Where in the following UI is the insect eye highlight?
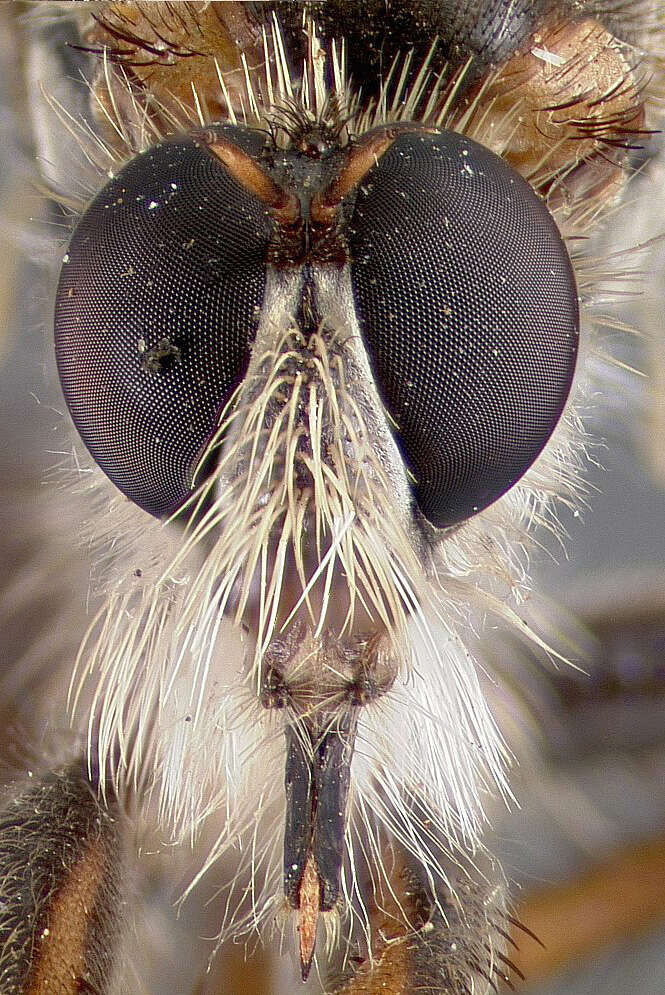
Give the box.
[54,125,272,518]
[347,129,580,528]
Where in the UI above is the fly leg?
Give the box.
[329,841,518,995]
[0,760,123,995]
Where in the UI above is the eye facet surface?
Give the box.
[54,126,271,518]
[347,129,579,528]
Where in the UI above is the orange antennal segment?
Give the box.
[311,123,438,225]
[207,135,300,226]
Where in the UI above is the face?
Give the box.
[0,3,662,994]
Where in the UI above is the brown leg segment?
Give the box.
[330,845,515,995]
[0,762,123,995]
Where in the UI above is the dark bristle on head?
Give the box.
[269,97,349,152]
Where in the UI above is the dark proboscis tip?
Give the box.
[284,715,358,977]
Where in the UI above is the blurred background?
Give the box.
[2,3,665,993]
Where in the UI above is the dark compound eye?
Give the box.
[54,118,578,532]
[347,129,579,529]
[54,125,272,518]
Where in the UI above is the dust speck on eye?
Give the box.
[140,337,182,375]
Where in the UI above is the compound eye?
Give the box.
[348,129,579,529]
[54,126,272,518]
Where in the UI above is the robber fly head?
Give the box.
[52,34,579,975]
